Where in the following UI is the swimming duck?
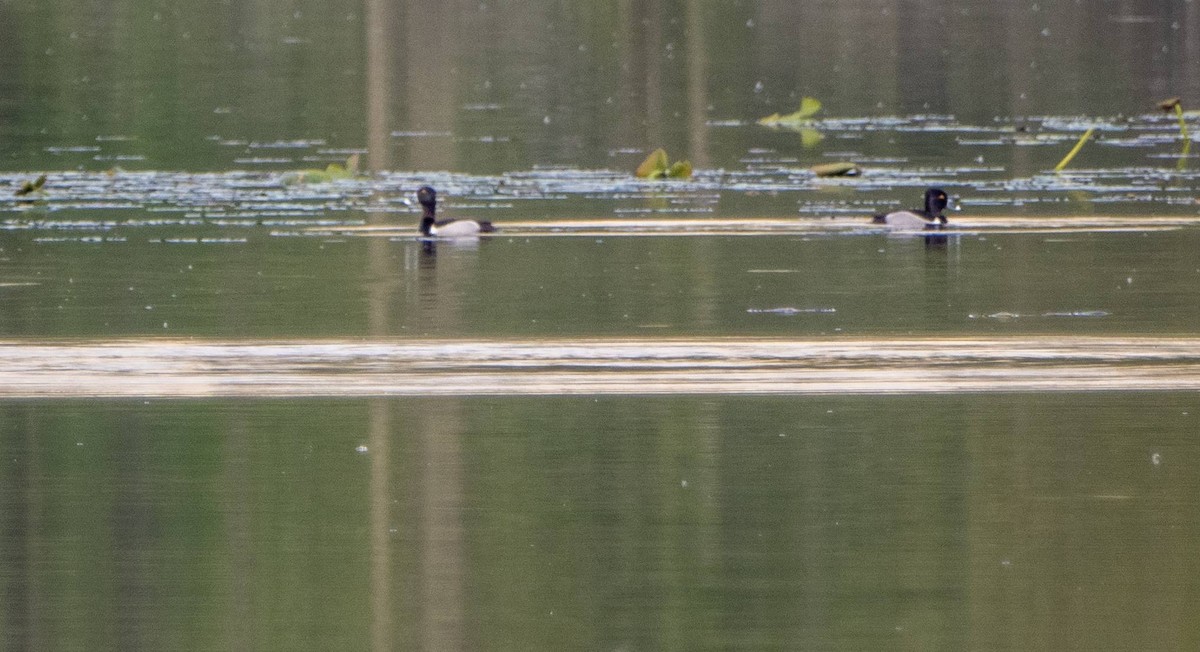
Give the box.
[871,187,950,229]
[416,186,496,237]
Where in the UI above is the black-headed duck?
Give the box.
[417,186,496,237]
[871,188,950,229]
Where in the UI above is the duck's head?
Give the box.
[924,187,950,223]
[416,186,438,212]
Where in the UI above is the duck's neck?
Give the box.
[420,205,436,236]
[924,201,943,221]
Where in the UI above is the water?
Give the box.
[3,336,1200,397]
[3,394,1197,649]
[3,1,1200,649]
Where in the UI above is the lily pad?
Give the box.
[281,154,361,185]
[811,162,861,177]
[666,160,693,179]
[635,148,693,179]
[635,148,670,178]
[757,97,822,127]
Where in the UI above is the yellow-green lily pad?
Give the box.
[666,160,693,179]
[281,154,361,185]
[757,97,822,127]
[635,148,692,180]
[636,148,670,178]
[811,162,861,177]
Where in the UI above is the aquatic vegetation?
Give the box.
[1159,97,1191,169]
[797,128,824,148]
[1159,97,1189,141]
[635,148,693,179]
[757,97,822,127]
[14,174,47,196]
[758,98,825,147]
[280,153,360,185]
[1053,127,1096,172]
[9,110,1200,228]
[811,162,861,177]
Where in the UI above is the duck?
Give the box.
[416,185,496,237]
[871,187,950,229]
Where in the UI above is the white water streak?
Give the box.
[1,336,1199,398]
[314,216,1196,238]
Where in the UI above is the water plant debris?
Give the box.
[14,174,47,196]
[1053,127,1096,172]
[811,162,861,177]
[757,97,823,127]
[1159,97,1190,169]
[635,148,693,179]
[280,154,360,185]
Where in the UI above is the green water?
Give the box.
[3,1,1200,650]
[3,396,1198,649]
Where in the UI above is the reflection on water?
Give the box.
[2,394,1198,649]
[4,1,1200,648]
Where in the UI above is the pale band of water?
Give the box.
[1,336,1199,398]
[316,215,1197,238]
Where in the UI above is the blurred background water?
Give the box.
[2,1,1200,649]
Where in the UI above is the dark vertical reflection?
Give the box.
[0,407,35,650]
[642,0,665,146]
[112,415,151,651]
[682,0,716,331]
[382,0,479,630]
[1185,2,1200,102]
[365,0,398,176]
[367,401,393,652]
[403,244,472,646]
[896,0,949,114]
[1004,6,1036,179]
[685,0,710,168]
[615,0,669,150]
[365,3,402,649]
[221,420,252,650]
[416,407,466,650]
[399,0,459,171]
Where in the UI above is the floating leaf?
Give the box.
[281,154,361,185]
[281,170,329,185]
[14,174,47,196]
[635,148,670,178]
[757,97,823,127]
[797,96,822,119]
[635,148,691,180]
[666,160,693,179]
[811,162,861,177]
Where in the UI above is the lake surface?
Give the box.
[3,1,1200,650]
